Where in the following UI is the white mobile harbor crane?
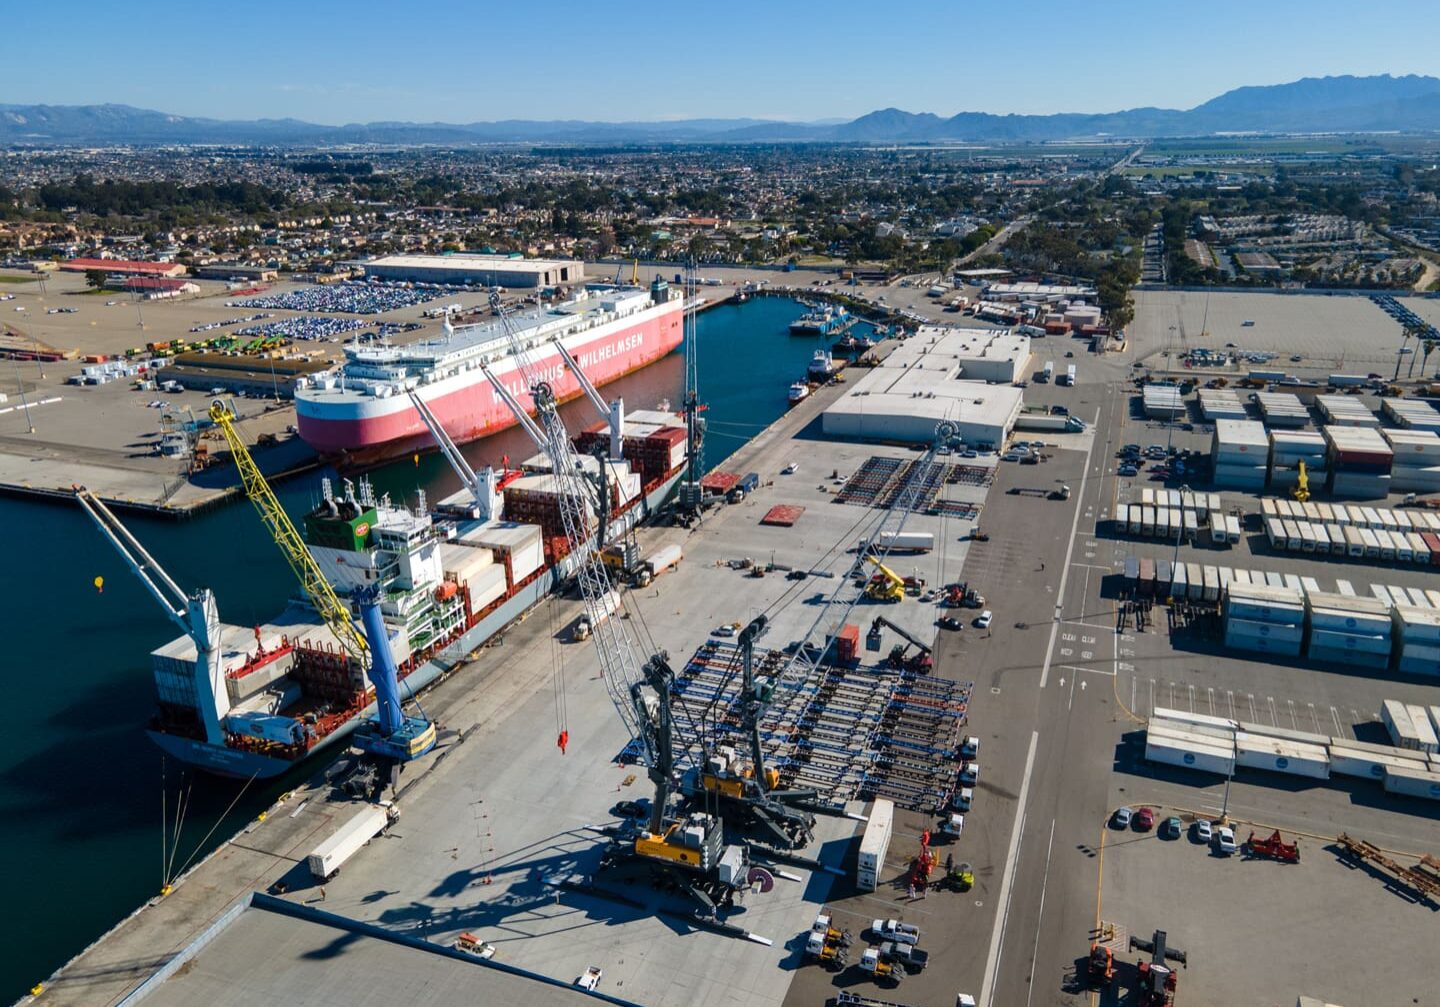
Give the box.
[74,487,231,746]
[482,291,755,914]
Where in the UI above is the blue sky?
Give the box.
[2,0,1436,123]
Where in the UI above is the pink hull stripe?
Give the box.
[297,302,683,461]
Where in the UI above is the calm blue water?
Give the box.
[0,296,867,1000]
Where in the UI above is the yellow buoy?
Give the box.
[93,576,104,594]
[413,453,420,467]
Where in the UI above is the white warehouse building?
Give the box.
[347,253,585,289]
[822,326,1027,446]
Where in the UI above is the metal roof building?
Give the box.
[348,253,584,289]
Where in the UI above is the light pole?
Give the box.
[1219,760,1234,823]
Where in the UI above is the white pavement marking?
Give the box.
[981,730,1040,1007]
[1039,427,1099,690]
[1024,819,1058,1007]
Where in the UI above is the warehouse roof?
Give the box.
[883,326,1030,375]
[356,253,580,274]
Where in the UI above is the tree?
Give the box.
[84,268,108,290]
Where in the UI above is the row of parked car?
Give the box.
[1111,805,1238,854]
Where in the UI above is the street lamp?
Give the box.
[11,359,35,434]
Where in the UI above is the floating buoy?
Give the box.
[413,453,420,467]
[93,575,104,594]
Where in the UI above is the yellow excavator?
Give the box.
[863,554,906,603]
[1291,460,1310,504]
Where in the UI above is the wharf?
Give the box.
[29,353,997,1007]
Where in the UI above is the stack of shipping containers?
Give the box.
[1223,582,1305,656]
[1393,605,1440,675]
[1305,591,1392,669]
[1211,418,1270,489]
[1381,397,1440,432]
[1255,391,1310,428]
[1324,426,1394,499]
[1382,428,1440,495]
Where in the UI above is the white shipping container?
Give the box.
[1406,704,1439,751]
[857,798,894,891]
[1144,731,1236,775]
[1234,733,1330,779]
[467,563,508,612]
[1382,766,1440,801]
[1328,746,1420,781]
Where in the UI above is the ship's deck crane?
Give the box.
[209,403,433,762]
[482,291,753,913]
[74,487,230,745]
[406,389,502,520]
[555,341,625,459]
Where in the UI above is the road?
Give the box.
[958,347,1140,1007]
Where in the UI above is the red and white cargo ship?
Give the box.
[296,279,684,465]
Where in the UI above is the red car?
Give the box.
[1133,807,1155,831]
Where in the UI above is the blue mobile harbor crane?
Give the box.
[353,584,437,762]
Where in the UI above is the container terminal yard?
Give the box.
[20,282,1440,1007]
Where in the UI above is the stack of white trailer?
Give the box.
[1267,430,1327,490]
[1305,591,1392,669]
[1382,427,1440,494]
[1393,605,1440,675]
[1223,582,1305,656]
[1212,419,1269,489]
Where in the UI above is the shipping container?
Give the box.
[1186,562,1204,601]
[1144,729,1236,776]
[1359,528,1380,558]
[876,531,935,553]
[1383,699,1436,752]
[1202,565,1219,602]
[1171,562,1187,599]
[1407,704,1439,751]
[857,798,894,891]
[1234,733,1330,779]
[1141,506,1155,537]
[1381,765,1440,801]
[1138,557,1156,596]
[1128,505,1143,535]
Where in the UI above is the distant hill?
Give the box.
[4,75,1440,146]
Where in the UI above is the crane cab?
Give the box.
[633,812,747,883]
[698,746,780,798]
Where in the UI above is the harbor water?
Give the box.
[0,296,873,1001]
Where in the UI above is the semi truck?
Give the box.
[307,801,400,881]
[1014,413,1086,433]
[1059,364,1077,386]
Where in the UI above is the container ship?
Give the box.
[788,303,851,336]
[295,279,684,467]
[144,407,694,779]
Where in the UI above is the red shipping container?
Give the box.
[836,623,860,663]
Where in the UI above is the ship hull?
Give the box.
[151,468,685,778]
[296,299,683,467]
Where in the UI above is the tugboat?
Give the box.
[787,380,810,405]
[807,349,843,382]
[834,331,876,353]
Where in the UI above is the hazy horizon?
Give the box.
[1,0,1437,125]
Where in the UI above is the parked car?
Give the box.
[1111,806,1133,829]
[1162,816,1184,839]
[938,616,963,631]
[1192,819,1213,844]
[611,800,647,819]
[1133,807,1155,831]
[1214,826,1238,855]
[974,610,993,629]
[1118,465,1139,477]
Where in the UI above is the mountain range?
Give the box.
[4,74,1440,146]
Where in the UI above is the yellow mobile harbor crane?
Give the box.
[208,403,435,761]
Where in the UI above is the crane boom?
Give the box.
[481,294,650,753]
[407,389,502,520]
[208,402,369,663]
[74,486,230,744]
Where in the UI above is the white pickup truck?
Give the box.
[870,919,921,946]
